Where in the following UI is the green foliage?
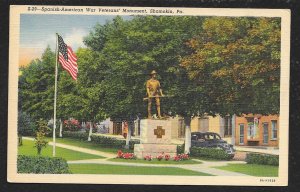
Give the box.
[34,119,50,155]
[19,49,55,121]
[177,144,185,154]
[90,135,139,149]
[63,131,89,141]
[18,111,36,137]
[17,155,70,174]
[246,153,279,166]
[181,17,281,115]
[18,17,280,158]
[83,16,206,120]
[190,146,233,160]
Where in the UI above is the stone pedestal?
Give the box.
[134,119,177,159]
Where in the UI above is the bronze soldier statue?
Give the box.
[146,70,164,119]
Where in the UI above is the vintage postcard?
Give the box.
[8,5,290,185]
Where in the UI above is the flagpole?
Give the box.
[53,33,59,157]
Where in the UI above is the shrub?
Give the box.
[90,135,139,149]
[144,155,152,161]
[246,153,279,166]
[177,144,185,154]
[173,155,181,161]
[64,119,81,132]
[190,146,232,160]
[63,131,89,141]
[156,154,164,161]
[164,154,170,161]
[17,155,70,174]
[173,154,189,161]
[35,119,50,155]
[116,150,135,159]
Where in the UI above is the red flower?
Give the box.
[144,155,152,161]
[156,154,164,161]
[165,154,170,161]
[173,155,181,161]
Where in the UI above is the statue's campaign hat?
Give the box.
[150,70,157,75]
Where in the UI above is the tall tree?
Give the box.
[181,17,281,116]
[19,47,55,121]
[84,16,207,151]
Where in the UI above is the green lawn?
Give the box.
[213,163,278,177]
[109,158,202,164]
[45,137,132,154]
[69,163,212,176]
[19,140,104,161]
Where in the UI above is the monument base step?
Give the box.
[134,143,177,159]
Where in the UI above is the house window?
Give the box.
[224,116,232,137]
[271,120,278,140]
[263,123,269,144]
[239,124,244,144]
[247,122,255,139]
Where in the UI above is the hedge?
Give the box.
[176,144,232,160]
[63,131,139,149]
[63,131,89,141]
[190,146,233,160]
[17,155,70,174]
[246,153,279,166]
[90,135,139,149]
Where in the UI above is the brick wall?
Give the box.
[235,114,279,147]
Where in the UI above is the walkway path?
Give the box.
[68,158,249,176]
[23,137,250,176]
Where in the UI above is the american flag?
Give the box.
[58,34,78,80]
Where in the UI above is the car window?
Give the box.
[198,134,204,139]
[215,134,221,140]
[204,134,213,140]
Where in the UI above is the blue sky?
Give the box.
[19,14,130,66]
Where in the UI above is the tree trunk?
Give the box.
[184,116,192,154]
[59,119,63,137]
[231,115,236,145]
[37,146,42,155]
[125,121,132,149]
[88,121,93,141]
[18,135,23,146]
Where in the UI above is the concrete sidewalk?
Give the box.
[234,146,279,155]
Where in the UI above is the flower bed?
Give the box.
[142,153,189,162]
[116,150,135,159]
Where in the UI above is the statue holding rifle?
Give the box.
[145,70,164,119]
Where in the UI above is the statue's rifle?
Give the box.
[143,95,174,101]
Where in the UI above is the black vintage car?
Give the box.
[191,132,235,157]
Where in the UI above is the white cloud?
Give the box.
[63,28,88,50]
